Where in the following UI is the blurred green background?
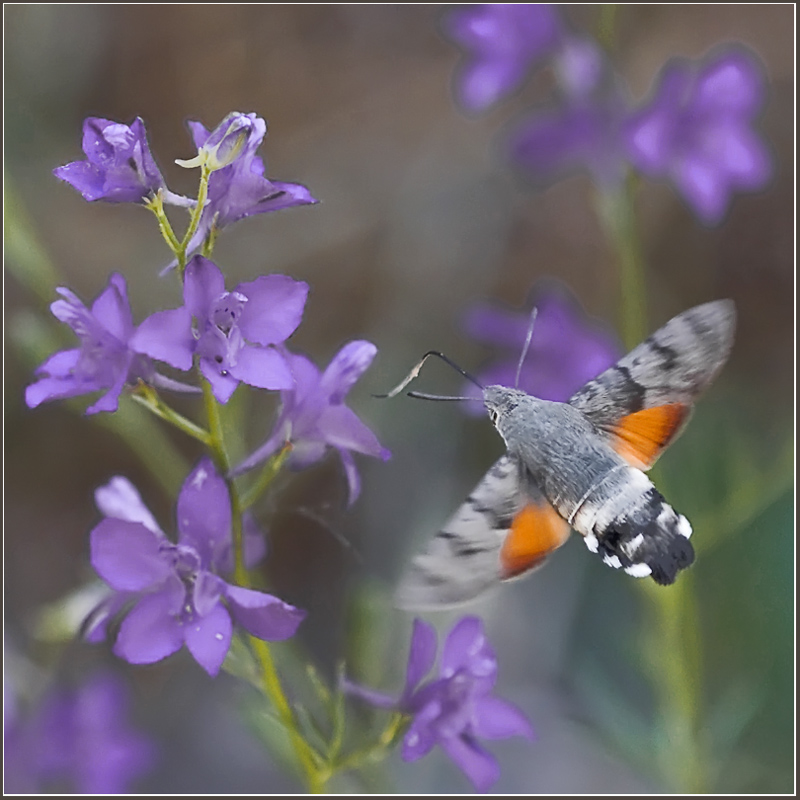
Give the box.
[4,5,794,793]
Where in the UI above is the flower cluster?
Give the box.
[347,617,534,792]
[4,671,156,793]
[86,458,304,676]
[25,107,532,793]
[445,4,772,223]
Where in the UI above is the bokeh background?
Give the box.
[4,5,794,793]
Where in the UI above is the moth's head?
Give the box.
[483,385,526,427]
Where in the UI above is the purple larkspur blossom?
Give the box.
[53,116,183,206]
[133,255,307,404]
[463,283,621,411]
[86,458,304,676]
[443,4,563,114]
[508,36,630,187]
[178,112,317,259]
[25,273,159,414]
[347,617,534,793]
[623,48,772,224]
[4,671,155,794]
[233,340,390,505]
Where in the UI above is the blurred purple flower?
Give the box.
[623,48,772,224]
[179,112,317,258]
[347,617,534,792]
[87,458,304,677]
[133,255,307,404]
[25,273,156,415]
[463,283,621,411]
[508,36,630,187]
[443,4,563,114]
[233,340,390,506]
[4,671,156,794]
[53,117,167,204]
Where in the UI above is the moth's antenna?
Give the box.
[374,350,483,399]
[514,307,538,389]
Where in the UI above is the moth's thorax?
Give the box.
[483,385,627,519]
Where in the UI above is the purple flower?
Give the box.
[25,273,156,415]
[623,48,772,224]
[179,112,317,258]
[463,283,621,411]
[87,458,305,677]
[53,117,168,204]
[4,671,156,794]
[133,255,307,404]
[348,617,534,793]
[443,4,563,114]
[233,340,390,506]
[508,36,630,187]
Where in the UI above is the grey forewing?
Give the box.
[395,455,539,609]
[568,299,736,427]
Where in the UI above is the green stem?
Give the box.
[251,637,326,792]
[596,5,618,50]
[176,164,212,276]
[596,179,648,349]
[640,573,706,792]
[333,712,406,773]
[598,178,706,792]
[240,442,294,510]
[201,379,324,791]
[130,383,211,445]
[145,191,182,256]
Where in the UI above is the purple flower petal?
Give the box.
[94,476,163,535]
[90,519,173,591]
[175,113,317,262]
[401,706,441,761]
[183,602,232,677]
[113,589,185,665]
[25,274,152,414]
[336,448,362,507]
[131,307,194,370]
[228,344,294,390]
[441,616,496,685]
[183,255,226,319]
[439,735,501,793]
[233,341,389,496]
[320,340,377,403]
[224,584,306,641]
[341,679,398,710]
[624,48,771,224]
[192,570,225,617]
[91,273,134,341]
[32,348,81,378]
[199,359,240,404]
[236,275,308,346]
[25,372,87,409]
[321,404,391,459]
[472,695,536,741]
[53,117,165,204]
[401,619,438,702]
[176,457,232,564]
[444,4,563,113]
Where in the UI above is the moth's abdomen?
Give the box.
[572,469,695,585]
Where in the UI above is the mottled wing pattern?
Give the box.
[569,300,736,424]
[396,456,534,609]
[568,300,736,467]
